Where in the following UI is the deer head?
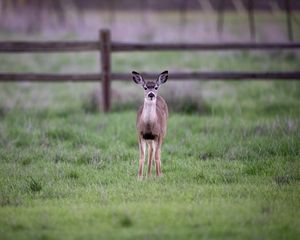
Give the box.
[132,71,168,102]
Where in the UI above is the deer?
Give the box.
[132,71,169,180]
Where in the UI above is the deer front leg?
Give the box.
[155,136,163,177]
[147,141,154,177]
[138,137,146,180]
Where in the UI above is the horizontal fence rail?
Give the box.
[0,73,101,81]
[111,42,300,52]
[111,72,300,80]
[1,42,300,53]
[1,29,300,112]
[1,72,300,82]
[0,41,99,52]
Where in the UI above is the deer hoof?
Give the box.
[137,175,143,181]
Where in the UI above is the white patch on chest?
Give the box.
[142,99,157,124]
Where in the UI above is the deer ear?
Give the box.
[132,71,144,85]
[157,70,168,85]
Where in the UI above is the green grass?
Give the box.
[0,109,299,239]
[0,32,300,239]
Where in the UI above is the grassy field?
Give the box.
[0,35,300,239]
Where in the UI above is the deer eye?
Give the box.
[154,86,158,90]
[143,86,147,90]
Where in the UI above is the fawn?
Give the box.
[132,71,169,180]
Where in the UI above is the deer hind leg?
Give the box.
[138,137,146,180]
[147,141,154,177]
[155,136,163,177]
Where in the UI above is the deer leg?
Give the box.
[138,137,146,180]
[147,141,154,177]
[155,136,163,177]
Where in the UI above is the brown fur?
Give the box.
[132,70,169,179]
[136,96,168,140]
[136,96,168,179]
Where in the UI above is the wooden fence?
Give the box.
[1,29,300,112]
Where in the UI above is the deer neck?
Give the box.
[142,99,157,124]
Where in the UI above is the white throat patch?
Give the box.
[142,99,157,123]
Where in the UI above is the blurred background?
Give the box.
[1,0,300,42]
[0,0,299,113]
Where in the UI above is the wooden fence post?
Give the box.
[100,29,111,112]
[217,0,225,40]
[284,0,293,42]
[247,0,256,41]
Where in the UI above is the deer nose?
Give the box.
[148,92,155,99]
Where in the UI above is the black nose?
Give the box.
[148,92,155,99]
